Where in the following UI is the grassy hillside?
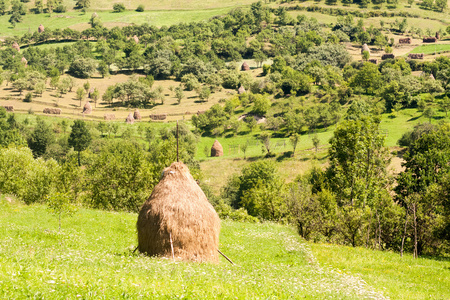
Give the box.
[1,196,449,299]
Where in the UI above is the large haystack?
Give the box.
[83,101,92,114]
[137,162,220,262]
[38,24,45,33]
[211,140,223,157]
[126,113,134,124]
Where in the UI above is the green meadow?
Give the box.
[410,44,450,54]
[0,8,234,38]
[1,196,449,299]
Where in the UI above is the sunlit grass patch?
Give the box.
[0,200,389,299]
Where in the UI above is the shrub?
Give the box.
[54,5,66,12]
[113,3,126,12]
[24,92,33,102]
[68,57,97,78]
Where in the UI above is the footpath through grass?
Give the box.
[0,197,388,299]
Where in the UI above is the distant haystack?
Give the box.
[137,161,220,262]
[211,140,223,157]
[381,53,395,60]
[408,53,424,59]
[238,85,246,95]
[361,44,370,54]
[133,109,142,120]
[104,114,116,120]
[83,101,92,114]
[21,57,27,67]
[43,108,61,114]
[399,38,411,44]
[38,24,45,33]
[149,114,167,120]
[423,37,437,43]
[133,35,139,44]
[88,87,95,98]
[126,113,134,124]
[12,42,20,52]
[241,62,250,71]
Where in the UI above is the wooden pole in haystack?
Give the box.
[217,249,234,265]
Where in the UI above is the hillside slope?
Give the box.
[0,197,388,299]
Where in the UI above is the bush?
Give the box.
[54,5,66,12]
[24,92,33,102]
[68,57,97,78]
[136,4,144,11]
[113,3,126,12]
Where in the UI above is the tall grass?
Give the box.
[0,199,391,299]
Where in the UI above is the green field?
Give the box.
[410,44,450,54]
[1,197,449,299]
[0,8,234,38]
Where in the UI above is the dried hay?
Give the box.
[88,87,95,98]
[83,101,92,114]
[38,24,45,33]
[12,42,20,52]
[361,44,370,54]
[137,161,220,262]
[423,37,437,43]
[104,113,116,120]
[43,108,61,114]
[149,114,167,120]
[241,62,250,71]
[126,112,134,124]
[133,109,142,120]
[408,53,424,59]
[211,140,223,157]
[381,53,395,60]
[399,38,411,44]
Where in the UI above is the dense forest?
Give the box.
[1,1,450,258]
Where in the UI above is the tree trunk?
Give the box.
[400,208,409,257]
[413,202,418,258]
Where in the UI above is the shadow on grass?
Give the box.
[408,116,421,122]
[276,151,293,162]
